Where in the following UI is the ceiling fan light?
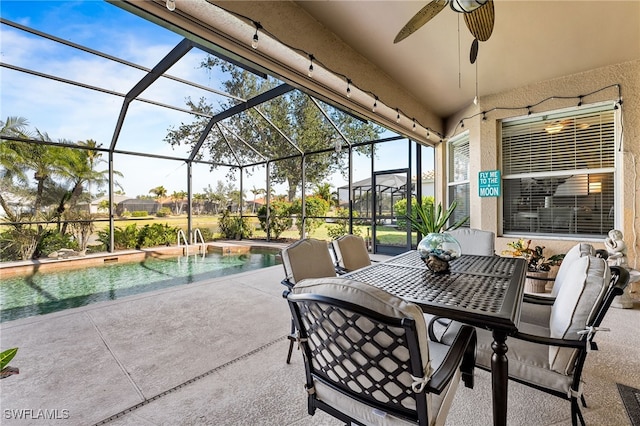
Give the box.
[545,122,564,134]
[450,0,487,14]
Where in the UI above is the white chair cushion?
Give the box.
[549,255,609,373]
[281,239,336,283]
[441,321,574,396]
[551,243,594,297]
[445,228,495,256]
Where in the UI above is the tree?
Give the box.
[1,117,117,259]
[170,190,187,215]
[149,185,167,199]
[164,58,381,202]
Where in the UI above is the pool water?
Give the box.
[0,249,281,322]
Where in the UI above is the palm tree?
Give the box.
[149,185,167,199]
[171,190,188,215]
[250,186,266,213]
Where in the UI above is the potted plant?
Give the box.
[1,347,19,379]
[502,239,564,292]
[407,200,469,272]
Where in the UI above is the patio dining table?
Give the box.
[343,250,527,426]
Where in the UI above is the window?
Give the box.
[501,103,617,237]
[448,133,470,228]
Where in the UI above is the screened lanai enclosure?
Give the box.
[0,1,437,262]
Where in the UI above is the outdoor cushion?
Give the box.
[332,234,371,272]
[519,242,595,326]
[281,238,336,284]
[551,243,594,297]
[445,228,495,256]
[549,255,609,374]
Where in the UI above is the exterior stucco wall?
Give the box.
[443,60,640,269]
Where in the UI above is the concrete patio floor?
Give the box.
[1,248,639,425]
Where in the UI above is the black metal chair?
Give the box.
[280,238,337,363]
[431,257,630,426]
[286,277,476,426]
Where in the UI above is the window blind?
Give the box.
[448,133,470,228]
[501,104,616,237]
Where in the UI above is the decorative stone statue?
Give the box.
[604,229,627,266]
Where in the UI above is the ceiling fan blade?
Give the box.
[464,0,494,42]
[470,38,479,64]
[394,0,448,44]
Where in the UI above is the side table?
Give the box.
[611,268,639,309]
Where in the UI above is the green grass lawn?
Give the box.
[90,215,414,244]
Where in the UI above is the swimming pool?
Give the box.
[0,249,281,322]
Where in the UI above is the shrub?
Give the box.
[97,224,138,250]
[257,200,293,239]
[97,222,180,250]
[196,227,215,242]
[35,231,79,258]
[291,195,330,238]
[394,196,434,228]
[137,223,179,248]
[156,207,172,218]
[219,210,253,239]
[131,211,148,218]
[327,207,362,240]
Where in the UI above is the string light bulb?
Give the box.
[372,96,378,113]
[473,95,478,105]
[307,55,314,78]
[412,118,416,131]
[346,79,352,98]
[251,22,262,49]
[166,0,175,11]
[396,109,400,123]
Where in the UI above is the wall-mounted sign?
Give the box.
[479,170,501,197]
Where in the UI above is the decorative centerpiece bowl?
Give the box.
[406,199,468,274]
[417,232,462,272]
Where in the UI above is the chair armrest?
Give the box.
[281,278,295,290]
[512,331,586,349]
[427,325,476,394]
[523,293,556,305]
[334,266,349,275]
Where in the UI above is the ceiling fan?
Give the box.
[394,0,495,64]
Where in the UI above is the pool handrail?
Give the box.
[177,229,189,256]
[192,228,206,254]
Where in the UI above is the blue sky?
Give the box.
[1,1,433,199]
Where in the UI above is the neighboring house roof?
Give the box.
[89,195,131,205]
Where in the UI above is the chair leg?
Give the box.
[580,394,587,408]
[571,397,586,426]
[286,337,295,364]
[286,317,297,364]
[461,328,476,389]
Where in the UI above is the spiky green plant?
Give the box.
[407,200,468,235]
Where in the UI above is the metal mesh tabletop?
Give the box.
[344,251,525,319]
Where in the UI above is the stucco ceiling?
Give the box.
[296,1,640,118]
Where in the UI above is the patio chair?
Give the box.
[285,277,477,426]
[520,242,594,326]
[431,257,630,426]
[331,234,372,273]
[280,238,337,363]
[445,228,495,256]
